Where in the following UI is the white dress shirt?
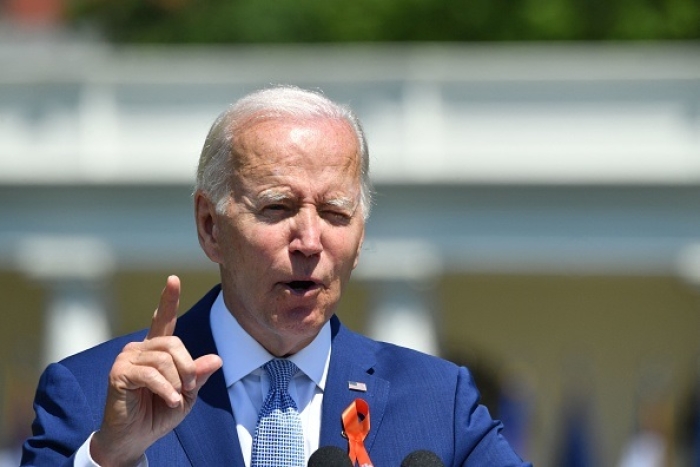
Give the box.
[210,291,331,466]
[74,291,331,467]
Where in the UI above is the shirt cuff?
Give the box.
[74,432,149,467]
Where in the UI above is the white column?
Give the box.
[355,239,442,355]
[15,236,115,366]
[366,279,440,355]
[42,279,112,365]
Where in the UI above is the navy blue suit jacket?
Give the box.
[22,285,530,466]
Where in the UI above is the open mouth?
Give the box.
[286,281,317,292]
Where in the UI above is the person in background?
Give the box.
[21,85,531,467]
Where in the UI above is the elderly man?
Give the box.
[22,86,530,466]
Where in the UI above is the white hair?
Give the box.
[195,85,372,219]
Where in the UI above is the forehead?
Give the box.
[231,116,362,183]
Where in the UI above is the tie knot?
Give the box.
[264,359,298,392]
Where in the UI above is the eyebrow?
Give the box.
[257,190,290,203]
[257,189,358,211]
[324,197,358,212]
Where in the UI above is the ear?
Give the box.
[352,227,365,270]
[195,191,223,264]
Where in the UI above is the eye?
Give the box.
[321,209,352,226]
[258,203,295,222]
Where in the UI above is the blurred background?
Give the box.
[2,1,700,466]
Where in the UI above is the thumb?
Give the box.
[192,354,223,392]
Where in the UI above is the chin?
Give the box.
[277,309,328,335]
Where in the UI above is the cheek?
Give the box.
[240,224,289,260]
[327,232,363,270]
[218,222,258,264]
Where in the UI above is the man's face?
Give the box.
[197,116,365,356]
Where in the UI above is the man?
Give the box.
[21,86,530,466]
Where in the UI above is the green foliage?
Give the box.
[67,0,700,43]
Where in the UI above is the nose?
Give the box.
[289,207,323,256]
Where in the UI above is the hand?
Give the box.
[91,276,223,467]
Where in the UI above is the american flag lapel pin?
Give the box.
[348,381,367,392]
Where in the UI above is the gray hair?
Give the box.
[195,85,372,219]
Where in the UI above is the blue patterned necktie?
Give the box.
[251,359,305,467]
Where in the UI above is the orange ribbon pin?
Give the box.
[342,398,373,467]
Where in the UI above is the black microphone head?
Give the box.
[308,446,353,467]
[400,450,446,467]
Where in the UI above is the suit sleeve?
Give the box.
[21,363,100,467]
[454,367,532,467]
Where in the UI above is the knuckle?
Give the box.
[141,366,161,383]
[146,335,181,350]
[180,359,196,376]
[153,351,173,368]
[162,336,184,350]
[123,341,141,352]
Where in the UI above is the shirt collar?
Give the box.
[210,290,331,390]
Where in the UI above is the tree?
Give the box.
[67,0,700,43]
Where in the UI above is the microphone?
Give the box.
[308,446,353,467]
[400,450,445,467]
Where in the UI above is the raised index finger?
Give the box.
[146,275,180,340]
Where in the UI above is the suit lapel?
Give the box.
[166,291,387,465]
[320,316,389,457]
[172,285,246,466]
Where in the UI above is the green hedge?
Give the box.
[68,0,700,43]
